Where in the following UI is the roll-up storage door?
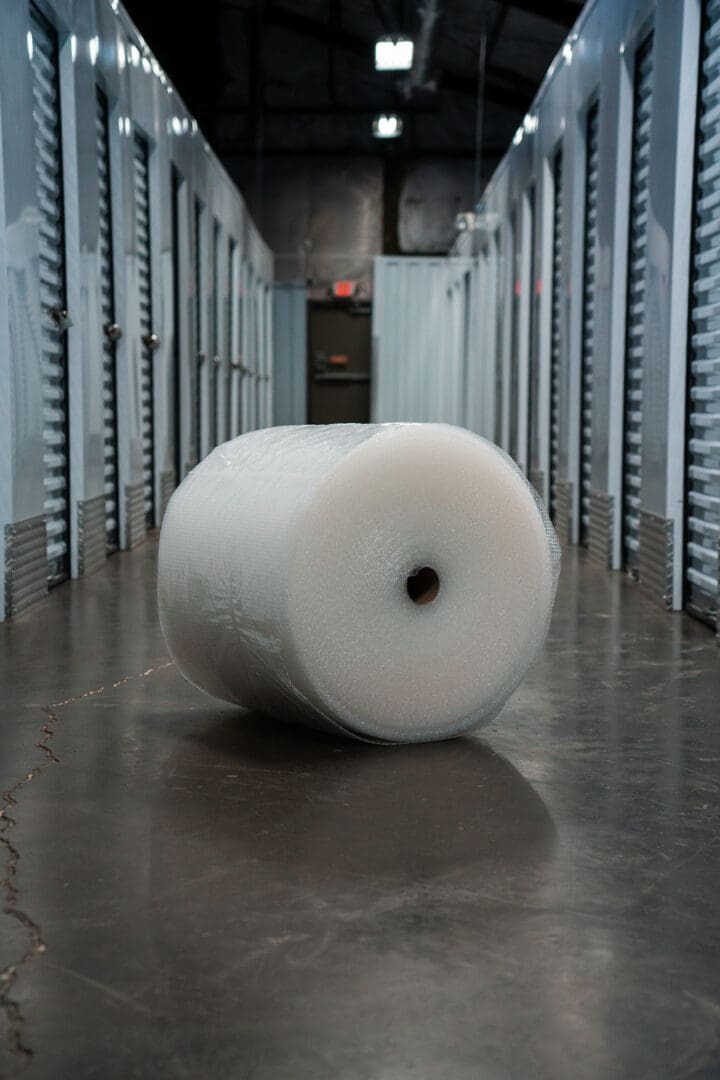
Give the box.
[526,184,536,474]
[226,238,235,438]
[211,219,221,447]
[96,86,119,550]
[549,148,563,521]
[255,281,262,429]
[194,198,206,462]
[622,34,654,571]
[133,132,155,526]
[171,167,182,486]
[509,208,520,462]
[493,235,503,444]
[580,100,600,545]
[686,1,720,626]
[31,7,70,585]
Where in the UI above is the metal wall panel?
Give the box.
[0,0,273,619]
[372,257,474,425]
[376,0,715,633]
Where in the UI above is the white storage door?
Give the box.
[622,34,654,571]
[686,1,720,625]
[31,7,70,584]
[133,132,154,525]
[509,208,520,462]
[226,238,235,438]
[211,219,221,447]
[194,198,207,462]
[580,100,600,545]
[549,148,563,520]
[96,86,119,550]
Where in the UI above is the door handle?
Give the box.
[142,332,160,350]
[104,322,123,342]
[47,305,72,333]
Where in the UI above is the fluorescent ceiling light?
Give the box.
[374,37,414,71]
[373,114,403,138]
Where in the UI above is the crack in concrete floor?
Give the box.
[0,662,174,1075]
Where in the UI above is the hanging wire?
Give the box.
[473,11,488,212]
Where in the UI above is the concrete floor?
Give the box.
[1,539,719,1080]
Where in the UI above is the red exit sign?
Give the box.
[333,280,354,298]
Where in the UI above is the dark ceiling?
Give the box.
[123,0,583,172]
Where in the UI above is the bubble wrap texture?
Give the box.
[157,423,561,744]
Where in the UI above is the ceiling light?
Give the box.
[374,37,414,71]
[373,113,403,138]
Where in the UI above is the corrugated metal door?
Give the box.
[133,132,155,526]
[549,147,563,520]
[493,234,503,443]
[580,99,600,545]
[194,198,206,462]
[226,238,235,438]
[171,166,182,485]
[31,8,70,584]
[686,2,720,626]
[211,219,221,447]
[255,282,263,427]
[622,35,654,571]
[509,208,520,462]
[526,184,536,473]
[96,86,119,551]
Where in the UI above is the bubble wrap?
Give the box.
[157,424,560,744]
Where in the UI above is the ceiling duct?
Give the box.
[399,0,441,99]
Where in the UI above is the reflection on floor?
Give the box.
[1,538,719,1079]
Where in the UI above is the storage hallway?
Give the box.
[1,0,719,1077]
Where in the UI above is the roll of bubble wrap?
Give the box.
[157,424,560,744]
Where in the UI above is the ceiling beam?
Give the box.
[211,101,443,116]
[225,3,538,111]
[507,0,582,29]
[220,145,505,159]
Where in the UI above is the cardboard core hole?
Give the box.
[406,566,440,605]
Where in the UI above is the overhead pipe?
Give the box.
[399,0,441,98]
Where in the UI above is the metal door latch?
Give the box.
[104,322,123,341]
[142,332,160,350]
[47,305,72,333]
